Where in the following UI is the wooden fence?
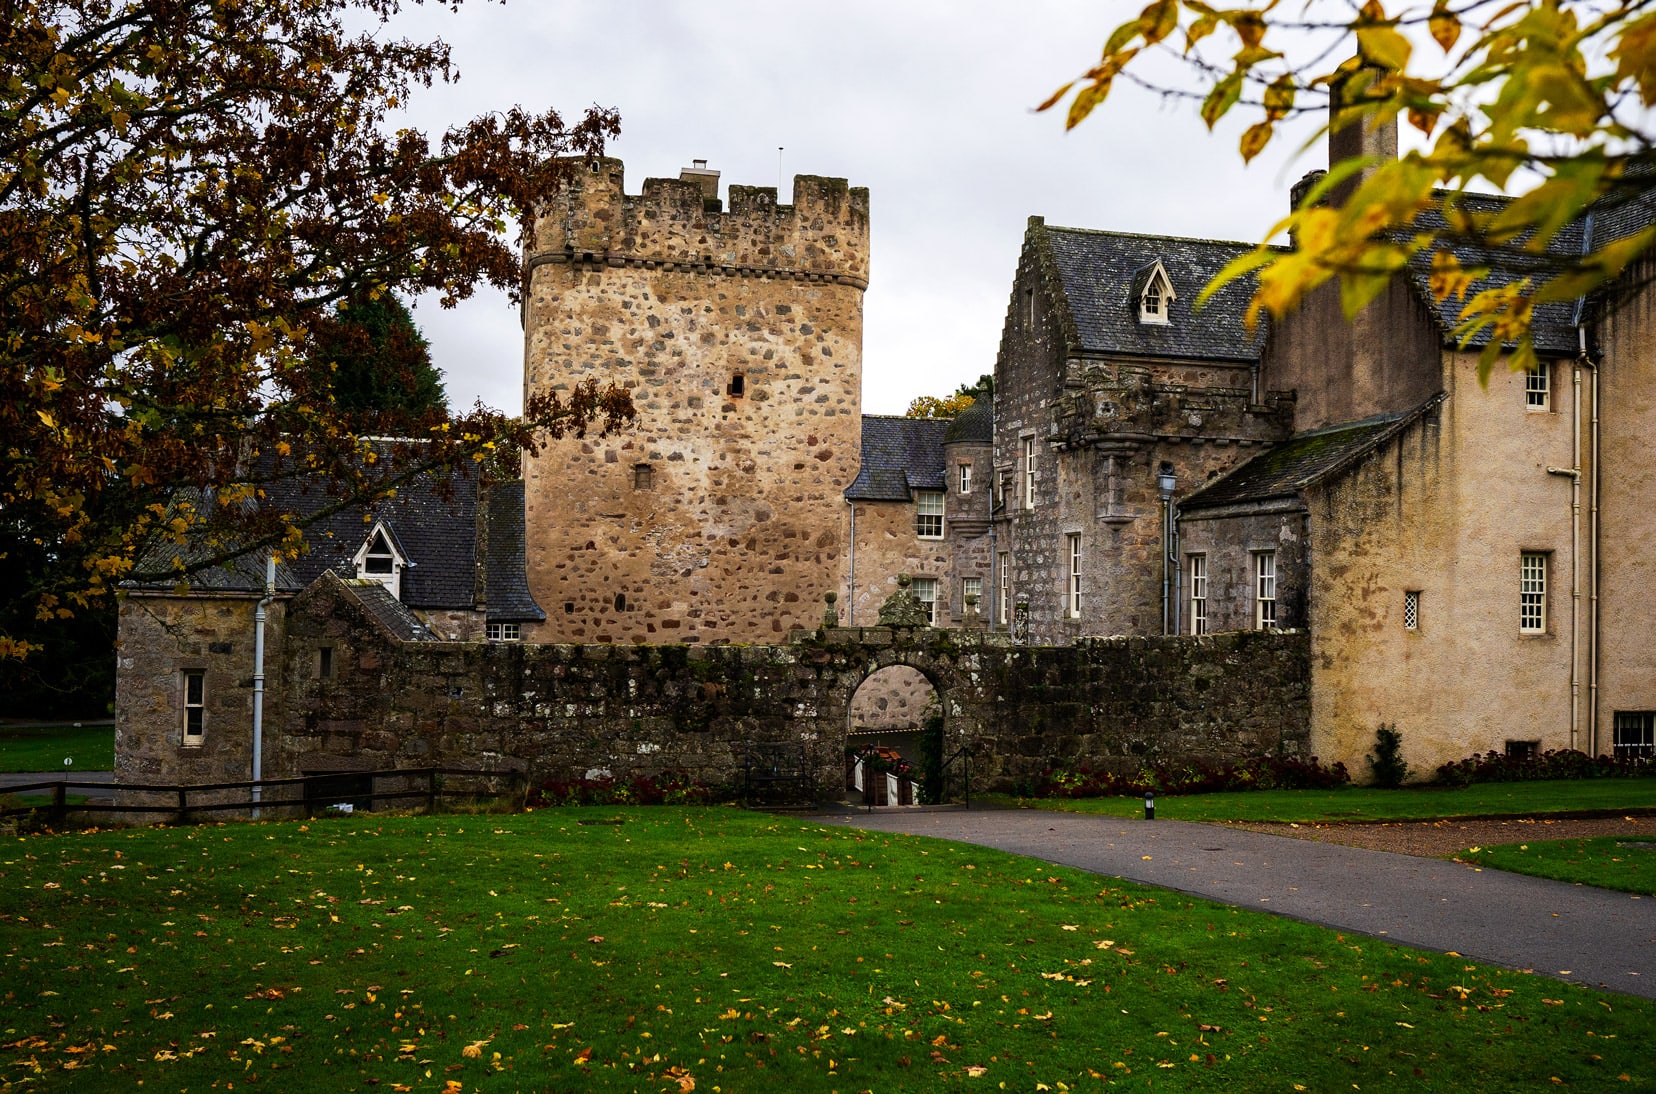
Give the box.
[0,768,526,829]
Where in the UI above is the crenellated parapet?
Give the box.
[528,158,871,289]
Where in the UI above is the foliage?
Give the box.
[1367,723,1411,787]
[526,769,721,807]
[1436,747,1654,787]
[0,721,114,772]
[1459,834,1656,895]
[1042,0,1656,377]
[999,776,1656,824]
[303,289,447,432]
[4,809,1651,1090]
[853,744,916,778]
[903,392,976,419]
[956,371,994,401]
[1035,754,1352,798]
[0,0,631,659]
[918,702,946,805]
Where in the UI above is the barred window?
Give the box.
[1188,554,1207,636]
[1404,590,1420,631]
[1520,552,1547,633]
[1254,551,1277,630]
[1613,712,1655,758]
[915,491,944,539]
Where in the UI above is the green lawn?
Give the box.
[985,777,1656,823]
[3,807,1651,1092]
[0,723,114,773]
[1458,835,1656,895]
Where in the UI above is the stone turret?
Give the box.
[521,160,870,644]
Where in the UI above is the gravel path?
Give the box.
[1223,814,1654,857]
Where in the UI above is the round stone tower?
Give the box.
[521,158,870,644]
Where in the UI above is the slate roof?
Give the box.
[943,396,993,444]
[128,442,541,620]
[1180,397,1442,511]
[1042,225,1272,362]
[339,578,440,641]
[845,415,949,502]
[484,480,545,623]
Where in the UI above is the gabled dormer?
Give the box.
[352,520,407,600]
[1134,260,1175,325]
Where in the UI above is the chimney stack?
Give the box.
[680,159,720,204]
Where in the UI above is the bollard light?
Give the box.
[1144,789,1155,820]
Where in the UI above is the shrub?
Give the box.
[1032,755,1350,798]
[1435,748,1654,788]
[1366,724,1410,788]
[527,769,723,807]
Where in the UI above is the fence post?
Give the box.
[52,782,66,828]
[426,770,437,815]
[177,785,190,825]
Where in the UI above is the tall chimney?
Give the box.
[680,159,720,204]
[1327,61,1398,208]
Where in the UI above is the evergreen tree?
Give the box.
[308,290,449,431]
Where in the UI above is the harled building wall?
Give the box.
[1305,354,1578,776]
[521,160,868,644]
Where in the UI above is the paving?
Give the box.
[815,805,1656,1000]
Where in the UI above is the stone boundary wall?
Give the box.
[273,576,1310,795]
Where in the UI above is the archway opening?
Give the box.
[846,664,941,806]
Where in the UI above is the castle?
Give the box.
[114,113,1656,792]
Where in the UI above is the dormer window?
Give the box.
[352,521,406,600]
[1137,260,1175,325]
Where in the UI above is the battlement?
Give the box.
[528,158,871,288]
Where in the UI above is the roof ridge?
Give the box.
[1045,224,1288,252]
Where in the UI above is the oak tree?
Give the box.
[0,0,634,659]
[1042,0,1656,375]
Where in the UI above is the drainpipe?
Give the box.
[1589,357,1601,755]
[846,498,856,626]
[251,554,275,818]
[1548,353,1583,752]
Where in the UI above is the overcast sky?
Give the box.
[390,1,1330,416]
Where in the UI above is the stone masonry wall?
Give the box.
[248,579,1312,796]
[522,160,868,645]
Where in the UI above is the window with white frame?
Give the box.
[1403,590,1421,631]
[997,553,1011,625]
[1188,554,1207,636]
[915,490,944,538]
[958,462,972,495]
[962,576,983,610]
[353,522,405,600]
[183,670,205,745]
[1254,551,1277,630]
[1613,711,1655,758]
[487,622,521,642]
[1022,436,1037,509]
[911,577,939,624]
[1139,262,1175,324]
[1525,362,1549,410]
[1520,552,1548,633]
[1066,534,1082,618]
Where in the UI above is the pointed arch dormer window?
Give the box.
[352,521,407,600]
[1137,260,1175,325]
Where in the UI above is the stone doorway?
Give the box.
[845,664,941,806]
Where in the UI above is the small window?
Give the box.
[1139,262,1175,324]
[962,576,983,609]
[614,592,627,612]
[1066,533,1082,619]
[183,670,205,745]
[727,373,745,398]
[997,552,1011,626]
[1613,712,1655,759]
[915,490,944,539]
[911,577,938,624]
[1525,363,1549,410]
[362,531,395,574]
[958,462,972,495]
[564,601,575,614]
[1505,739,1539,761]
[1403,590,1420,631]
[1520,552,1547,633]
[1254,550,1277,630]
[1188,554,1207,636]
[317,646,335,679]
[633,464,653,490]
[1022,436,1037,509]
[487,622,521,642]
